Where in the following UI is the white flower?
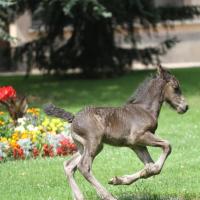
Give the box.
[17,117,26,125]
[46,133,60,149]
[27,124,38,131]
[0,149,3,158]
[15,126,25,132]
[17,138,32,156]
[60,124,71,136]
[0,142,9,158]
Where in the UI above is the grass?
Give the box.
[0,68,200,200]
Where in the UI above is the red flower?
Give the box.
[56,138,77,156]
[32,147,39,158]
[56,147,63,156]
[69,143,77,152]
[42,144,54,157]
[0,86,16,102]
[13,145,25,160]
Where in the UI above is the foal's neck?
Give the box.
[133,78,165,120]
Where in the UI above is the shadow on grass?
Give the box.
[117,193,188,200]
[0,67,200,109]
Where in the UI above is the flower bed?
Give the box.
[0,108,77,161]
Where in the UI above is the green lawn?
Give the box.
[0,68,200,200]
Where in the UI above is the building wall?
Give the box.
[9,11,32,47]
[8,2,200,69]
[155,0,200,6]
[160,25,200,63]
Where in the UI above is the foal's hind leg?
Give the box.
[109,132,171,185]
[109,146,154,185]
[64,152,83,200]
[78,136,117,200]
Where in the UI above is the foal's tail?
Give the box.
[43,103,75,123]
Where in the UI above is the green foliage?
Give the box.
[1,0,200,76]
[0,0,15,41]
[158,6,200,21]
[61,0,112,18]
[0,0,15,7]
[0,114,14,138]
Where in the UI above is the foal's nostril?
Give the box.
[178,103,189,114]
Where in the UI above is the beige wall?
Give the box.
[8,4,200,66]
[155,0,200,6]
[9,11,32,47]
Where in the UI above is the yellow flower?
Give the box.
[0,120,5,126]
[42,132,47,137]
[49,130,56,135]
[41,117,65,133]
[42,118,50,127]
[10,140,18,148]
[32,135,37,142]
[21,132,28,139]
[0,111,4,115]
[0,137,7,142]
[29,132,37,142]
[38,125,45,132]
[27,108,40,116]
[12,132,19,141]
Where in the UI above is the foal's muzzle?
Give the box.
[177,103,189,114]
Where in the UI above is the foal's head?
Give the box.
[157,65,188,114]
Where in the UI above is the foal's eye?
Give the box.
[174,87,181,94]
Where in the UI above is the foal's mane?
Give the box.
[126,74,161,104]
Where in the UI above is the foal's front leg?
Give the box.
[133,146,154,165]
[109,132,171,185]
